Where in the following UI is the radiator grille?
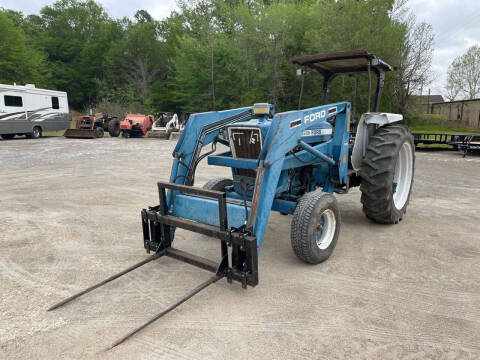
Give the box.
[228,127,262,177]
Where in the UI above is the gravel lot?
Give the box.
[1,136,479,359]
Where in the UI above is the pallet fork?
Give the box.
[48,182,258,350]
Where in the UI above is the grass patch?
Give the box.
[407,113,480,134]
[410,124,480,134]
[43,130,112,137]
[416,143,453,149]
[43,130,66,137]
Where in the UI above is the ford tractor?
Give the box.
[49,50,415,350]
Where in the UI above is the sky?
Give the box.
[1,0,480,96]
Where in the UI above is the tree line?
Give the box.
[0,0,434,117]
[445,45,480,101]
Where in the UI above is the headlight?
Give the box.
[253,103,271,115]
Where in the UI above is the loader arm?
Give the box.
[166,102,352,249]
[249,102,351,247]
[168,107,254,203]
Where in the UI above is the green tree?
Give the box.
[446,45,480,100]
[101,17,165,111]
[1,0,436,115]
[0,11,50,86]
[33,0,122,108]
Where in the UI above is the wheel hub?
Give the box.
[393,141,413,210]
[316,209,336,250]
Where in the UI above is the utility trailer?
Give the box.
[413,133,455,146]
[48,50,415,350]
[413,132,480,155]
[453,134,480,157]
[413,132,472,148]
[0,83,69,139]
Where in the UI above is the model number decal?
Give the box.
[304,110,326,123]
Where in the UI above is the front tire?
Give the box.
[291,191,341,264]
[202,178,233,191]
[360,124,415,224]
[93,127,104,138]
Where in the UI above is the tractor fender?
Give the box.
[351,112,403,171]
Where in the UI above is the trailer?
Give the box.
[453,134,480,157]
[0,84,69,140]
[413,132,480,152]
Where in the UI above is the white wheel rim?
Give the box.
[393,141,413,210]
[316,209,336,250]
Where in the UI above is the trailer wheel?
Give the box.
[1,134,15,140]
[360,124,415,224]
[108,119,120,137]
[202,178,233,192]
[94,127,104,138]
[291,191,340,264]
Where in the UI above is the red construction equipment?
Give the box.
[119,114,154,138]
[64,113,120,138]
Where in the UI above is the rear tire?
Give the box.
[1,134,15,140]
[31,126,42,139]
[202,178,233,192]
[360,124,415,224]
[108,119,120,137]
[291,191,341,264]
[93,127,104,138]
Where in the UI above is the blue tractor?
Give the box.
[49,50,415,349]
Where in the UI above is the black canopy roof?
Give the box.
[290,50,393,77]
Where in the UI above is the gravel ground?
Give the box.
[0,136,479,359]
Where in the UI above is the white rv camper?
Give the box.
[0,84,69,139]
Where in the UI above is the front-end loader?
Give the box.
[49,50,415,350]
